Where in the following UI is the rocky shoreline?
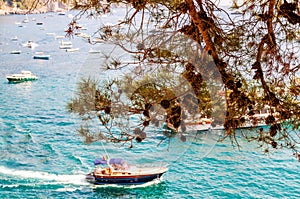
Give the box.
[0,9,51,15]
[0,2,68,15]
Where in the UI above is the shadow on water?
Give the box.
[92,182,168,198]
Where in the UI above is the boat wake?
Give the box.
[0,166,89,186]
[0,166,162,189]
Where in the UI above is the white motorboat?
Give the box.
[86,157,168,185]
[59,41,73,49]
[32,52,50,60]
[186,112,280,132]
[10,50,21,54]
[88,49,101,54]
[22,16,29,23]
[60,41,72,45]
[11,36,18,41]
[59,45,73,49]
[23,41,38,49]
[55,35,64,39]
[6,71,38,83]
[66,48,79,52]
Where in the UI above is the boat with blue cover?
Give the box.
[86,158,168,185]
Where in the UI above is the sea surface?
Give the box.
[1,9,300,199]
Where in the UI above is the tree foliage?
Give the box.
[36,0,300,153]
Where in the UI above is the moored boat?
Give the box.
[86,158,168,185]
[6,71,38,83]
[66,48,79,52]
[186,111,281,132]
[22,15,29,23]
[33,53,50,60]
[88,49,101,54]
[59,41,73,49]
[60,41,72,45]
[11,36,18,41]
[23,40,33,48]
[58,11,66,16]
[10,50,21,54]
[59,45,73,49]
[55,35,65,39]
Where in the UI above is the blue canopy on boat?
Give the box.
[94,159,107,165]
[109,158,125,164]
[94,158,125,165]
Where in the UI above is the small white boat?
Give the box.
[22,15,29,23]
[92,38,103,43]
[59,45,73,49]
[68,14,74,18]
[6,71,38,83]
[46,32,56,36]
[59,41,73,49]
[23,41,33,48]
[78,26,87,30]
[66,48,79,52]
[186,112,280,132]
[11,36,18,41]
[60,41,72,45]
[76,32,89,38]
[33,53,50,60]
[10,50,21,54]
[23,40,38,49]
[88,49,101,54]
[55,35,64,39]
[33,52,50,60]
[76,32,90,39]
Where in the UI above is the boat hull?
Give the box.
[7,77,37,83]
[86,172,165,185]
[33,55,50,60]
[10,50,21,54]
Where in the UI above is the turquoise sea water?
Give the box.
[1,11,300,198]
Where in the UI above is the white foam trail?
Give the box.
[0,166,164,188]
[55,187,80,192]
[0,166,89,186]
[73,155,90,169]
[2,184,20,188]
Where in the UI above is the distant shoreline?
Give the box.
[0,3,68,16]
[0,8,67,16]
[0,10,49,15]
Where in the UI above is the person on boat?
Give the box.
[109,158,130,170]
[111,163,123,170]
